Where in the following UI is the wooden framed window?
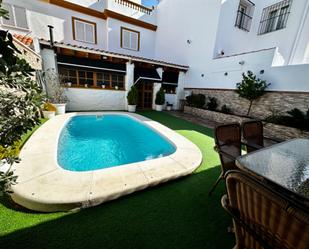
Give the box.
[1,3,29,30]
[58,65,125,90]
[72,17,97,44]
[121,27,140,51]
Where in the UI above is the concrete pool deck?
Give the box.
[11,112,202,212]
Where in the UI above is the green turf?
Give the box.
[0,111,234,249]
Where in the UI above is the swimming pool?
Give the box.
[58,115,176,171]
[12,112,202,212]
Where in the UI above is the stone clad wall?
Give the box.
[186,88,309,119]
[13,41,42,70]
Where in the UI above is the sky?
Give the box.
[142,0,159,7]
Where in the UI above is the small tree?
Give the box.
[127,86,138,105]
[0,2,44,196]
[155,87,165,105]
[236,71,270,116]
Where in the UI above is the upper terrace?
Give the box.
[51,0,157,24]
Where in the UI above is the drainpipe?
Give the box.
[47,25,54,48]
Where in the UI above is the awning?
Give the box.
[57,55,126,73]
[162,71,179,85]
[134,67,162,84]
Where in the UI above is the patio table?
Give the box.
[236,138,309,205]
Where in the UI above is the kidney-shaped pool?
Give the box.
[58,115,176,171]
[11,112,202,212]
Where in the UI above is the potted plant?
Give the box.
[166,102,173,111]
[44,69,68,115]
[155,87,165,111]
[127,86,138,112]
[42,103,56,119]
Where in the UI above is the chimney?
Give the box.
[47,25,54,48]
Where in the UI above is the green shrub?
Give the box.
[127,86,138,105]
[186,94,206,108]
[265,108,309,131]
[206,97,218,111]
[155,87,165,105]
[0,3,44,196]
[221,104,232,114]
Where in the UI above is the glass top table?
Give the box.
[236,139,309,201]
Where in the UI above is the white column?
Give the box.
[125,61,135,109]
[40,48,57,97]
[153,82,162,110]
[175,71,186,110]
[152,67,164,109]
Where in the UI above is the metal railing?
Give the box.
[258,0,292,35]
[114,0,153,15]
[235,10,252,32]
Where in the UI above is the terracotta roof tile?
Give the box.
[39,39,189,70]
[13,34,33,46]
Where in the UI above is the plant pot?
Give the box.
[102,85,106,89]
[42,110,56,119]
[115,86,119,90]
[155,105,163,111]
[67,82,72,87]
[128,105,137,113]
[53,103,66,115]
[85,84,88,88]
[166,106,172,111]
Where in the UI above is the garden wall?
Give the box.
[186,88,309,119]
[184,106,309,140]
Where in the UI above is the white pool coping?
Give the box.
[11,112,202,212]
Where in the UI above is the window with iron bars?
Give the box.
[235,4,253,32]
[258,0,292,35]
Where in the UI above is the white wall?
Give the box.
[65,88,127,111]
[107,18,156,58]
[2,0,108,50]
[155,0,309,92]
[214,0,309,65]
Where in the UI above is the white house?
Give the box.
[1,0,308,114]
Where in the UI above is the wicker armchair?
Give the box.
[209,123,241,195]
[222,171,309,249]
[242,120,264,153]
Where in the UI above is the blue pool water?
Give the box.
[57,115,176,171]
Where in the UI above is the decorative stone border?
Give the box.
[184,106,309,140]
[11,112,202,212]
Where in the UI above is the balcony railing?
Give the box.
[114,0,153,15]
[235,10,252,32]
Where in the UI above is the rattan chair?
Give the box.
[222,171,309,249]
[209,123,241,195]
[242,120,264,153]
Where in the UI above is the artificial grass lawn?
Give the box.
[0,111,234,249]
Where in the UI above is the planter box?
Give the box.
[263,122,309,140]
[184,106,250,124]
[184,106,309,140]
